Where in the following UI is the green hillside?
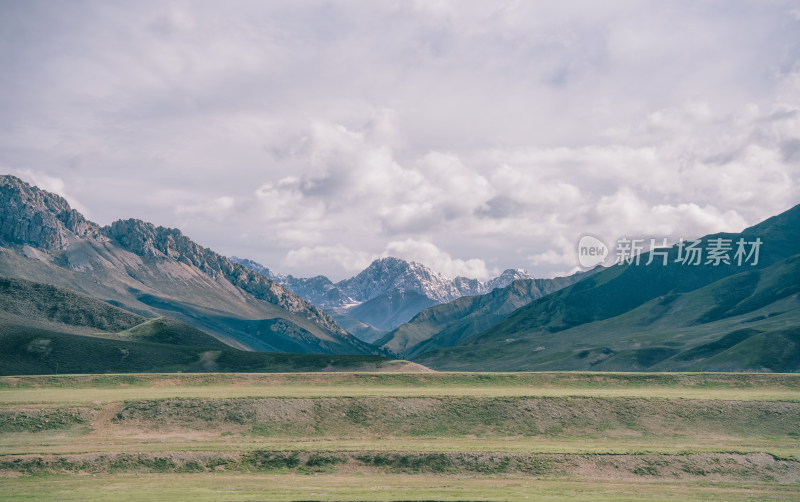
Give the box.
[415,204,800,371]
[115,317,229,349]
[0,325,410,375]
[416,253,800,371]
[0,275,414,375]
[379,271,594,357]
[486,205,799,339]
[0,276,144,334]
[0,275,224,348]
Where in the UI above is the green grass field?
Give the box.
[1,372,799,500]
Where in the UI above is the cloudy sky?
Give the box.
[2,1,800,280]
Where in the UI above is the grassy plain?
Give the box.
[3,371,799,403]
[5,473,800,501]
[1,372,799,500]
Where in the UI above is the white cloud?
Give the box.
[384,239,492,280]
[596,188,748,239]
[528,248,576,268]
[175,195,236,220]
[1,2,799,281]
[283,244,376,279]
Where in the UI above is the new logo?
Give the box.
[577,235,609,268]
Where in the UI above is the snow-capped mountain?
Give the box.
[339,257,482,304]
[231,256,535,333]
[486,269,538,291]
[232,256,533,308]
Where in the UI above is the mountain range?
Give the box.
[0,175,375,356]
[2,173,798,375]
[232,256,537,336]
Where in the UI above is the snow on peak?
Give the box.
[234,255,532,308]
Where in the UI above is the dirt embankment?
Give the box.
[3,396,799,439]
[2,451,798,482]
[3,395,798,482]
[105,396,800,439]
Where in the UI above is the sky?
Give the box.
[2,0,800,281]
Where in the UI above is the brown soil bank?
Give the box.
[1,451,798,483]
[103,397,800,439]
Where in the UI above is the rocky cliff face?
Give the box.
[0,176,99,249]
[103,219,343,333]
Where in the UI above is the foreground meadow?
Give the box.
[1,372,799,500]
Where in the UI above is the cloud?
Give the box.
[595,188,748,239]
[251,118,496,239]
[175,195,236,220]
[1,2,799,281]
[528,248,576,268]
[383,239,492,280]
[283,244,376,279]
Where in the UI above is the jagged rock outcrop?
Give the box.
[0,176,98,249]
[102,219,347,336]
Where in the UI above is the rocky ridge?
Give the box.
[0,176,100,249]
[0,175,352,344]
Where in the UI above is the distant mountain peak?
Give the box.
[486,268,534,291]
[233,254,538,332]
[338,256,457,304]
[371,256,408,267]
[236,254,536,310]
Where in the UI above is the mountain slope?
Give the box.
[379,270,596,357]
[115,317,230,349]
[0,274,420,375]
[416,254,800,372]
[0,324,420,376]
[0,276,144,335]
[346,290,438,331]
[326,311,388,344]
[231,258,347,308]
[415,203,800,371]
[0,175,374,355]
[0,274,233,349]
[500,204,799,337]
